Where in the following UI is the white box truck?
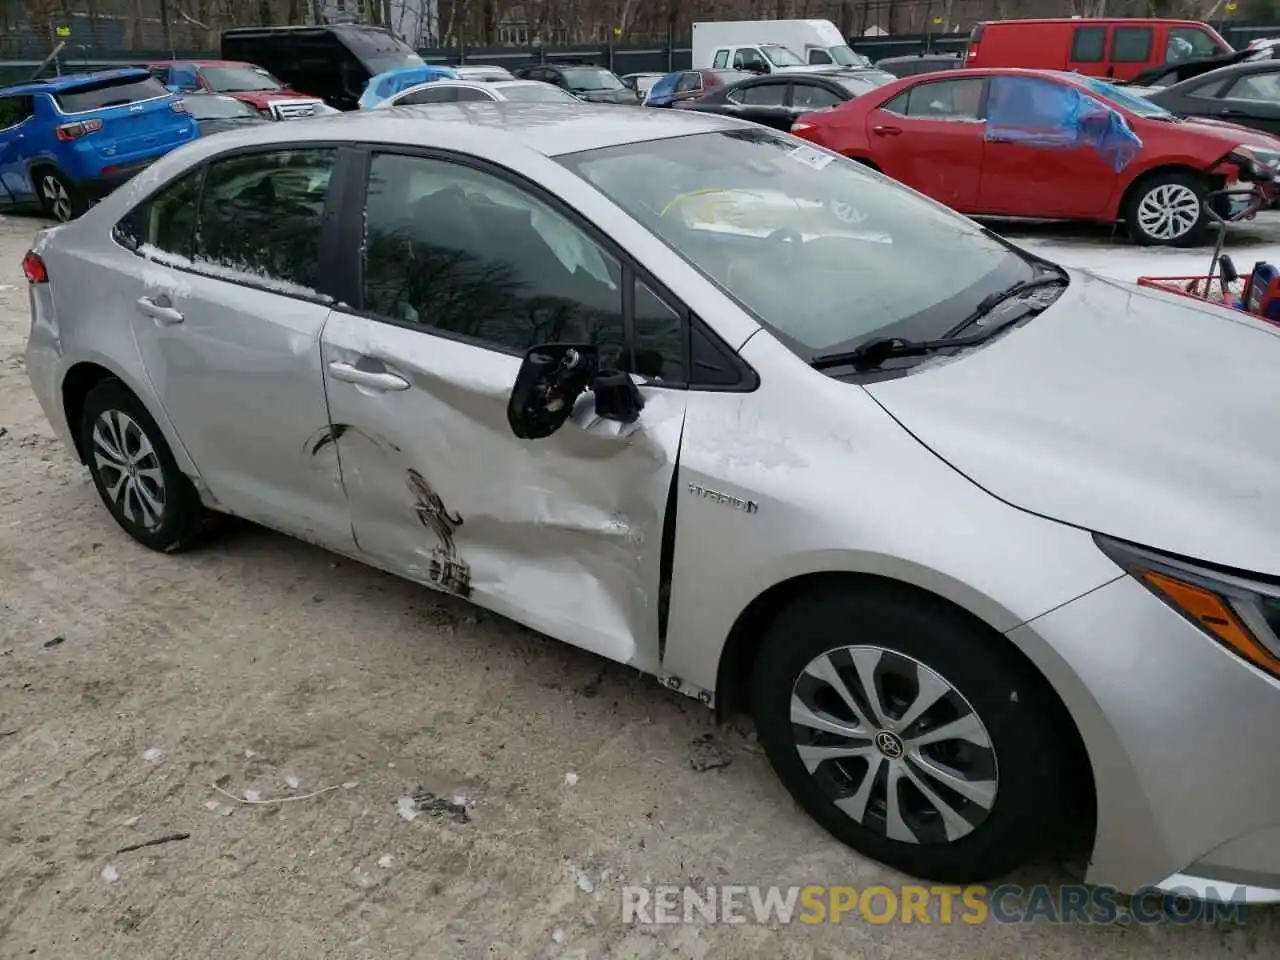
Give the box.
[691,19,872,74]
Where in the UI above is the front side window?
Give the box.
[0,95,33,129]
[1112,27,1153,63]
[455,86,495,102]
[1169,27,1226,61]
[559,128,1035,357]
[676,73,702,93]
[114,167,204,259]
[734,49,768,72]
[360,153,624,358]
[193,148,336,295]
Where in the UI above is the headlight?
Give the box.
[1095,534,1280,678]
[1228,144,1280,180]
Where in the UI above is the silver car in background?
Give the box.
[21,104,1280,902]
[376,78,582,107]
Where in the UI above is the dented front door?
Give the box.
[319,312,686,671]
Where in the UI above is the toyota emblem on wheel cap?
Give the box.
[874,730,904,759]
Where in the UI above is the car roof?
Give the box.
[174,102,745,158]
[148,59,254,68]
[0,67,152,95]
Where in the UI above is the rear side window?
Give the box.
[1112,27,1153,63]
[809,49,833,65]
[113,167,203,258]
[713,50,729,69]
[0,95,34,129]
[54,75,170,112]
[1070,26,1107,63]
[194,148,336,295]
[398,85,458,104]
[735,82,787,106]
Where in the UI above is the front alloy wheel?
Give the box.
[791,646,998,846]
[751,583,1074,883]
[1126,172,1208,246]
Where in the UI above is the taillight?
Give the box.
[171,99,190,114]
[54,117,103,141]
[22,250,48,284]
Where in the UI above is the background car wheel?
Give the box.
[34,168,85,223]
[79,378,207,553]
[1124,172,1209,247]
[751,581,1073,883]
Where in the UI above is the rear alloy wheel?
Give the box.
[1125,173,1208,247]
[79,379,208,552]
[752,583,1073,883]
[36,169,83,222]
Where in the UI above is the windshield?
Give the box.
[830,46,872,67]
[558,129,1032,356]
[341,27,426,73]
[203,65,282,92]
[184,95,258,119]
[561,68,623,90]
[834,71,896,95]
[1079,75,1172,118]
[501,83,578,102]
[762,44,806,67]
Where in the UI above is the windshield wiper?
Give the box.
[810,275,1066,372]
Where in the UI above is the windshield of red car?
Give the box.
[203,66,283,92]
[559,128,1033,355]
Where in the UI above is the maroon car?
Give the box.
[143,60,324,119]
[645,68,754,107]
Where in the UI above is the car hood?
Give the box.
[1175,114,1280,147]
[226,90,317,108]
[863,269,1280,576]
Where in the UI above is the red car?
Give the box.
[790,68,1280,246]
[143,60,324,119]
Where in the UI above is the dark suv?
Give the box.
[511,62,638,104]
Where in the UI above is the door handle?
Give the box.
[873,124,902,136]
[328,361,410,392]
[1219,107,1241,116]
[135,296,183,325]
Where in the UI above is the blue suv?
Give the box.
[0,68,198,222]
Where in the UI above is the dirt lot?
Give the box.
[0,212,1275,959]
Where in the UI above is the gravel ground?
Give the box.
[1,211,1277,959]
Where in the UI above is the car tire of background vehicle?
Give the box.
[33,167,85,223]
[750,581,1073,883]
[1124,171,1209,247]
[79,378,208,553]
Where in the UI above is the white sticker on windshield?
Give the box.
[786,145,835,171]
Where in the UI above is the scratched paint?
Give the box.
[406,468,472,598]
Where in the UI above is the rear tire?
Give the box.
[34,167,86,223]
[751,581,1072,883]
[79,379,208,553]
[1124,171,1210,247]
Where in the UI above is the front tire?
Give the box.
[1124,171,1209,247]
[79,379,207,553]
[34,167,86,223]
[751,582,1072,883]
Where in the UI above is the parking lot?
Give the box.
[1,207,1278,959]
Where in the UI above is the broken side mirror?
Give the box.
[507,343,598,440]
[592,369,645,423]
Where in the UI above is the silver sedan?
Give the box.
[21,103,1280,902]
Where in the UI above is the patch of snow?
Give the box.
[564,772,579,786]
[121,815,141,827]
[284,775,302,790]
[396,796,419,821]
[577,872,594,894]
[136,244,333,303]
[342,781,359,790]
[244,748,259,759]
[242,788,262,802]
[142,747,164,763]
[378,854,393,868]
[552,929,566,944]
[101,864,120,883]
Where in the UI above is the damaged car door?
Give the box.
[319,150,688,667]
